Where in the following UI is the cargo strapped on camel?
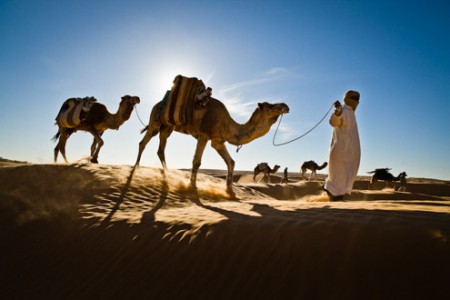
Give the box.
[159,75,212,126]
[56,96,96,128]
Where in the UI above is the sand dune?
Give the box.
[1,163,449,299]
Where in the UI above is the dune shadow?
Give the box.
[141,169,169,223]
[201,203,253,220]
[101,165,137,225]
[182,186,205,207]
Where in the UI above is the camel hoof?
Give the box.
[90,158,98,164]
[227,190,238,200]
[189,182,197,191]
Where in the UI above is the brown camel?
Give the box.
[301,160,328,181]
[253,163,281,183]
[135,97,289,198]
[367,168,407,189]
[53,95,140,163]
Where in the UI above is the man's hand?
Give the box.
[334,100,342,116]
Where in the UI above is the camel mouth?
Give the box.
[132,96,141,105]
[281,105,290,114]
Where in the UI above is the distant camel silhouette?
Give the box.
[253,163,280,183]
[368,168,407,189]
[301,161,328,181]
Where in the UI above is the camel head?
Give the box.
[398,172,407,178]
[272,165,281,173]
[119,95,141,120]
[257,102,290,123]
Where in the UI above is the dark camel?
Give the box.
[53,95,140,163]
[301,161,328,181]
[135,98,289,198]
[368,168,407,189]
[253,163,281,183]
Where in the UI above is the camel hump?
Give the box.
[57,97,96,128]
[257,162,269,168]
[367,168,390,174]
[301,160,314,168]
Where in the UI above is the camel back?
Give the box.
[57,97,96,128]
[161,75,208,126]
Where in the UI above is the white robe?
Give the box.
[324,105,361,196]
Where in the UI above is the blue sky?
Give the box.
[1,0,449,180]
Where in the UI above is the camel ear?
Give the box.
[258,102,270,109]
[122,95,130,101]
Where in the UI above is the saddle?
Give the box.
[57,96,96,128]
[160,75,212,126]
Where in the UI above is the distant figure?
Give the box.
[300,160,328,181]
[324,90,361,201]
[281,167,289,183]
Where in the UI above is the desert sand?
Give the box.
[1,162,449,299]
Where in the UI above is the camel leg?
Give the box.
[90,139,98,158]
[88,130,103,163]
[135,127,160,166]
[301,168,306,180]
[55,129,70,163]
[211,140,236,198]
[157,126,173,169]
[190,135,208,190]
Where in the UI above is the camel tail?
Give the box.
[140,125,149,134]
[51,131,60,142]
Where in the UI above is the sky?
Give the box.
[1,0,449,180]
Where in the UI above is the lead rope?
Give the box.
[272,102,335,146]
[134,105,147,127]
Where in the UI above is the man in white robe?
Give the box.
[324,90,361,201]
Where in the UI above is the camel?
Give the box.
[135,96,289,198]
[367,168,407,189]
[301,160,328,181]
[53,95,140,163]
[253,163,281,183]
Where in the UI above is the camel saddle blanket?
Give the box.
[57,97,96,128]
[161,75,211,126]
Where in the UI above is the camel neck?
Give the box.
[106,105,129,130]
[230,119,271,146]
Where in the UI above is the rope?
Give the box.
[134,105,147,127]
[272,102,335,146]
